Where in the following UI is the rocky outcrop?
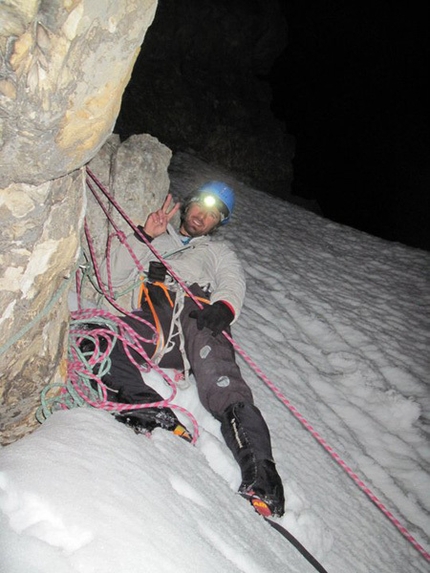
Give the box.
[83,134,172,310]
[0,0,157,186]
[0,0,158,444]
[0,171,85,444]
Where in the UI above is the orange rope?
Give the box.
[138,281,166,358]
[137,280,210,360]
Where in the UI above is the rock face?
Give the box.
[0,0,157,186]
[115,0,295,196]
[0,170,85,444]
[0,0,158,444]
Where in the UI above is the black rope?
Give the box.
[264,517,329,573]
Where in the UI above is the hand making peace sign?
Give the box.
[143,194,181,239]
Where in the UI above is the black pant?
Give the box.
[102,284,254,419]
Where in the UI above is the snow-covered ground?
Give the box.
[1,152,429,572]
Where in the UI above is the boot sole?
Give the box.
[240,491,278,518]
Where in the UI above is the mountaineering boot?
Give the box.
[115,408,192,442]
[220,402,285,517]
[239,459,285,518]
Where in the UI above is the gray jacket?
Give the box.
[100,224,246,320]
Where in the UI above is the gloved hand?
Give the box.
[189,301,234,336]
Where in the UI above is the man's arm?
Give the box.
[189,242,246,335]
[98,232,149,289]
[99,194,180,289]
[207,242,247,321]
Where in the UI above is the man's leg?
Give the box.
[182,315,253,414]
[220,402,285,517]
[86,293,190,439]
[181,292,285,516]
[104,321,191,440]
[101,311,165,404]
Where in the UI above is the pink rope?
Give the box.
[84,167,429,562]
[223,332,430,560]
[70,189,199,441]
[69,309,199,442]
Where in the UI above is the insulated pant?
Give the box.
[102,283,254,419]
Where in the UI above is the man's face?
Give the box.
[180,201,222,237]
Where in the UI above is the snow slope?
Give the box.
[0,152,429,573]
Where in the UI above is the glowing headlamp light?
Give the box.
[202,194,225,221]
[202,195,217,208]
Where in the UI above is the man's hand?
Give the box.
[143,194,181,239]
[189,301,234,336]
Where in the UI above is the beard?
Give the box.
[181,220,204,237]
[181,214,218,238]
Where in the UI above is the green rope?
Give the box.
[78,249,144,305]
[0,271,76,357]
[36,317,120,422]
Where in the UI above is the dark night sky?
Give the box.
[269,1,429,251]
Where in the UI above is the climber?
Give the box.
[98,181,285,518]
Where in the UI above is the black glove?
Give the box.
[189,301,234,336]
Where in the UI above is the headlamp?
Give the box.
[202,195,217,208]
[185,181,234,225]
[188,193,226,221]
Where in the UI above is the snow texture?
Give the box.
[0,153,429,572]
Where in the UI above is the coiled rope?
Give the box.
[37,170,199,442]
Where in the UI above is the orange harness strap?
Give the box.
[186,293,210,306]
[137,280,211,359]
[138,280,175,309]
[137,280,167,358]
